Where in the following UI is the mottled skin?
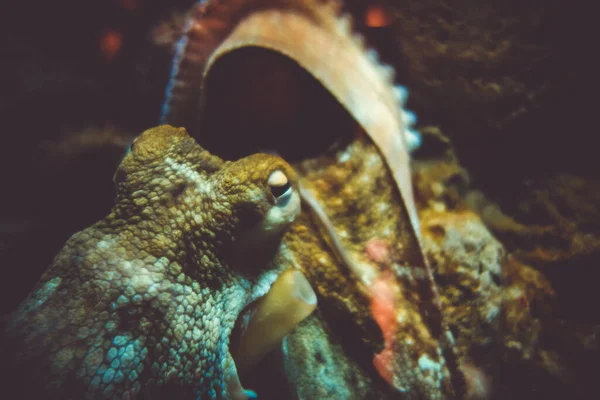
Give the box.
[278,135,459,399]
[3,125,300,399]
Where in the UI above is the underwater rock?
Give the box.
[412,127,600,399]
[378,0,595,186]
[410,126,470,211]
[282,312,391,400]
[421,210,504,355]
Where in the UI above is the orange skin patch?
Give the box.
[365,238,398,386]
[365,6,390,28]
[370,272,397,386]
[100,30,122,63]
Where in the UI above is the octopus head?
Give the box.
[112,125,315,398]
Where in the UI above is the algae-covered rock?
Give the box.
[412,127,600,399]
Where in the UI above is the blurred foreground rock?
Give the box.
[413,127,600,399]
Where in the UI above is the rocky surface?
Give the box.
[412,127,599,399]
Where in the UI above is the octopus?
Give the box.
[156,0,483,399]
[2,125,314,399]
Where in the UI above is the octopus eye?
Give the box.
[268,170,292,203]
[126,136,140,154]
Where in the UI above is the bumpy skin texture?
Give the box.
[3,125,299,399]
